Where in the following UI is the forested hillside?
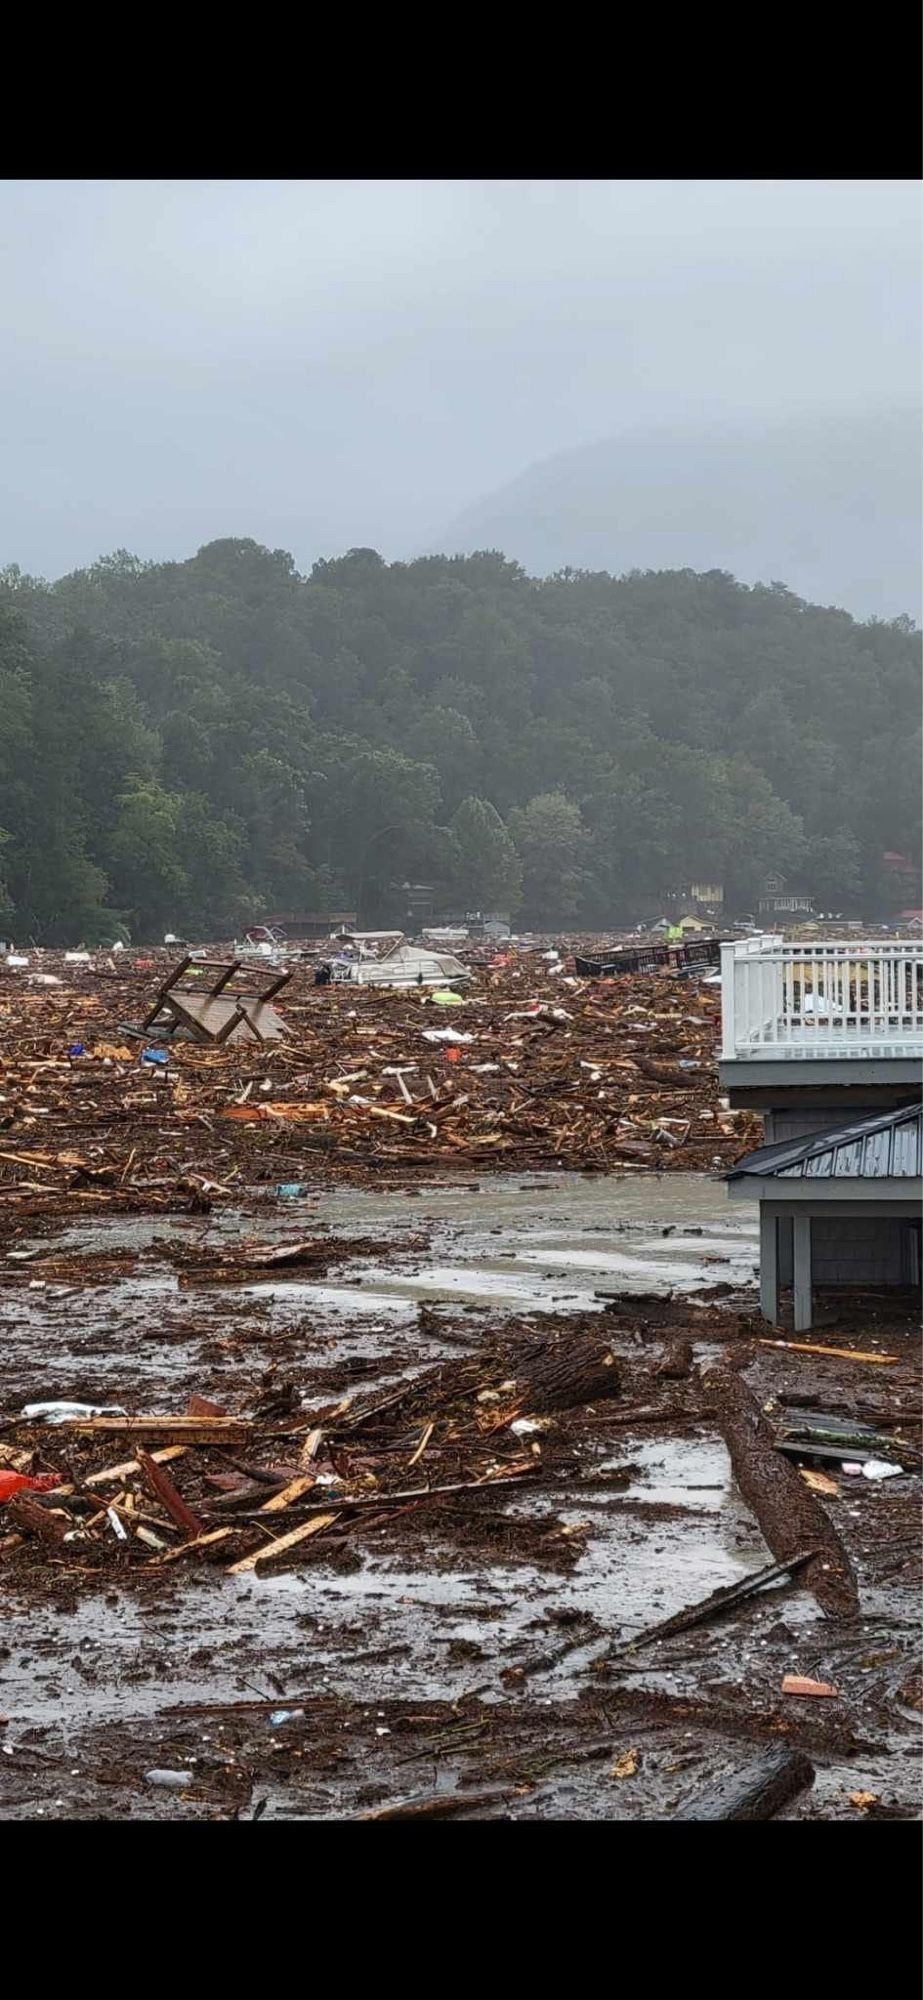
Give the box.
[0,540,919,942]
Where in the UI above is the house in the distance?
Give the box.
[719,933,922,1329]
[757,872,814,922]
[666,880,724,921]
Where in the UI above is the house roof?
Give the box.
[727,1102,922,1182]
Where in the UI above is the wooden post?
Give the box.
[209,960,241,996]
[793,1210,813,1332]
[759,1206,778,1324]
[140,954,192,1031]
[213,1002,247,1045]
[259,970,293,1003]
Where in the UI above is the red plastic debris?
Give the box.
[0,1470,62,1502]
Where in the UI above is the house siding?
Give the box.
[809,1215,905,1285]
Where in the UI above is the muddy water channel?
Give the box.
[0,1174,919,1822]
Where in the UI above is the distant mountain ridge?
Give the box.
[435,404,921,622]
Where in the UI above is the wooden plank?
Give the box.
[70,1416,251,1442]
[757,1338,898,1365]
[160,1526,237,1564]
[258,1474,317,1514]
[407,1421,435,1469]
[226,1512,339,1574]
[85,1445,188,1490]
[7,1494,71,1545]
[298,1427,324,1468]
[46,1444,189,1500]
[213,1003,248,1045]
[259,970,293,1003]
[137,1450,204,1538]
[140,954,193,1030]
[208,961,241,996]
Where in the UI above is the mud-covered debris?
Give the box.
[704,1367,860,1618]
[0,948,760,1215]
[656,1338,694,1380]
[671,1745,815,1821]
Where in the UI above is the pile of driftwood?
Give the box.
[0,1327,622,1578]
[0,950,761,1216]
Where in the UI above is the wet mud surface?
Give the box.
[0,1174,919,1820]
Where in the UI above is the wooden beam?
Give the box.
[793,1211,813,1332]
[759,1206,778,1324]
[259,970,293,1003]
[208,960,241,996]
[258,1474,317,1514]
[140,954,192,1030]
[213,1003,248,1045]
[69,1415,250,1443]
[227,1511,339,1573]
[672,1747,815,1821]
[137,1449,204,1538]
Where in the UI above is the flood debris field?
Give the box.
[0,1164,919,1821]
[0,948,762,1213]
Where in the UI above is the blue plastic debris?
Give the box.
[141,1047,170,1065]
[276,1183,305,1199]
[269,1708,305,1727]
[68,1043,86,1058]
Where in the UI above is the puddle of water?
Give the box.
[604,1435,735,1513]
[0,1430,773,1732]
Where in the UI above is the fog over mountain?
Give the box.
[436,402,922,622]
[1,181,919,603]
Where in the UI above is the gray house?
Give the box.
[727,1103,921,1329]
[718,935,923,1330]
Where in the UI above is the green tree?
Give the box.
[509,791,587,926]
[449,796,522,912]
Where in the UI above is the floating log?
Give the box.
[704,1369,859,1617]
[671,1746,815,1821]
[656,1338,694,1380]
[510,1336,620,1413]
[6,1493,72,1546]
[358,1785,524,1821]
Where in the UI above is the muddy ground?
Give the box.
[0,1171,919,1821]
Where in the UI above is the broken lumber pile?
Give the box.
[0,1325,617,1581]
[0,948,759,1216]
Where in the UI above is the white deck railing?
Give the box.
[720,936,923,1061]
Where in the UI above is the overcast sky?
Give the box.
[1,178,919,580]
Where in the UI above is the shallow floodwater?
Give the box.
[0,1173,918,1822]
[32,1171,758,1320]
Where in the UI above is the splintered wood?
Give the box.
[227,1512,340,1573]
[0,948,755,1213]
